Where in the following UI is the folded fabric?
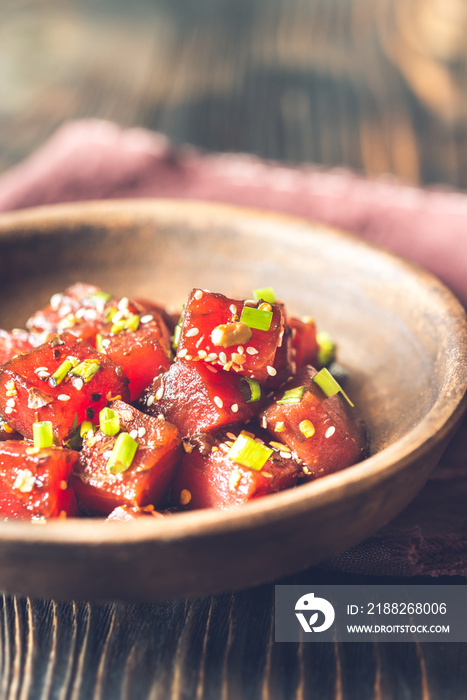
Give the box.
[0,119,466,577]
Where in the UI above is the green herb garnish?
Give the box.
[277,385,305,405]
[240,305,273,331]
[69,360,101,384]
[252,287,276,304]
[106,432,138,474]
[80,421,95,438]
[50,358,75,386]
[313,368,354,407]
[110,314,140,335]
[317,331,336,367]
[33,421,53,449]
[227,434,273,471]
[99,407,120,436]
[239,377,262,403]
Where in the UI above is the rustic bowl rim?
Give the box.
[0,198,466,546]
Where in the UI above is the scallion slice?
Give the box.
[252,287,276,304]
[50,359,74,386]
[106,432,138,474]
[313,368,354,407]
[33,421,53,449]
[69,360,101,384]
[227,433,273,471]
[277,385,305,404]
[316,331,336,367]
[99,407,120,436]
[240,306,273,331]
[95,334,104,352]
[172,323,181,350]
[80,421,95,438]
[87,290,112,312]
[239,377,262,403]
[110,314,140,335]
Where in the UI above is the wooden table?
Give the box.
[1,0,467,697]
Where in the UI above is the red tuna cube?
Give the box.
[140,359,264,438]
[26,283,113,345]
[289,317,320,370]
[71,400,181,516]
[260,365,367,479]
[106,504,166,522]
[176,289,285,382]
[0,329,35,365]
[96,298,172,401]
[0,333,130,443]
[171,428,301,510]
[0,440,78,520]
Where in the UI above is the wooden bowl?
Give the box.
[0,200,466,602]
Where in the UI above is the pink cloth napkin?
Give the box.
[1,119,466,577]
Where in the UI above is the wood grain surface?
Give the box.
[1,0,467,698]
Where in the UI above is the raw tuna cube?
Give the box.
[260,365,367,479]
[140,359,263,438]
[176,289,285,381]
[0,440,78,520]
[0,333,130,443]
[0,329,35,365]
[96,298,172,401]
[171,428,301,510]
[71,400,181,515]
[26,283,113,345]
[289,317,320,370]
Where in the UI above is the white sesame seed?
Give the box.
[155,386,164,401]
[231,403,239,413]
[4,407,13,415]
[34,367,49,374]
[13,469,35,493]
[219,352,227,365]
[219,442,230,453]
[117,297,129,311]
[140,314,153,324]
[86,430,94,440]
[57,394,70,402]
[267,366,277,376]
[229,304,237,315]
[138,427,146,438]
[213,396,223,408]
[246,347,258,355]
[325,426,336,438]
[177,348,187,358]
[184,354,192,361]
[186,327,199,337]
[58,304,72,317]
[147,395,155,407]
[130,429,138,439]
[101,338,111,348]
[50,293,63,310]
[280,451,292,459]
[194,290,203,300]
[6,398,15,408]
[206,353,218,362]
[72,377,84,391]
[261,416,268,429]
[237,346,244,354]
[198,350,207,359]
[195,335,205,348]
[226,432,237,441]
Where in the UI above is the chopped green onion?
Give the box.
[33,421,53,449]
[80,421,95,438]
[227,434,273,471]
[317,331,336,367]
[50,359,74,386]
[172,323,181,350]
[313,368,354,407]
[87,290,112,311]
[253,287,276,304]
[240,305,273,331]
[96,333,104,352]
[106,432,138,474]
[239,377,262,403]
[69,360,101,384]
[99,407,120,436]
[277,385,305,405]
[104,307,118,323]
[111,314,140,335]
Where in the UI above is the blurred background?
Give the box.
[1,0,467,186]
